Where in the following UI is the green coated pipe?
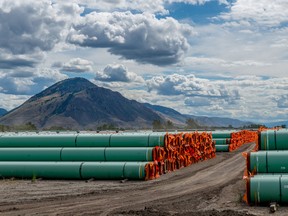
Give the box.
[148,132,166,147]
[215,145,229,152]
[0,147,154,162]
[75,134,110,147]
[81,162,125,179]
[81,162,148,180]
[0,134,76,147]
[0,133,165,148]
[249,175,281,204]
[213,138,230,145]
[123,162,147,179]
[212,131,232,139]
[248,175,288,204]
[0,162,82,179]
[109,132,165,147]
[0,148,61,161]
[105,147,153,161]
[61,148,105,161]
[0,162,150,180]
[248,151,288,173]
[259,130,288,150]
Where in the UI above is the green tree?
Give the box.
[165,120,174,129]
[186,118,198,129]
[152,119,163,130]
[14,122,37,131]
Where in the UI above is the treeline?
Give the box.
[0,121,272,132]
[152,118,199,130]
[0,122,37,132]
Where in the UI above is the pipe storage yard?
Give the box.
[0,130,259,181]
[212,130,257,152]
[4,129,287,215]
[243,129,288,206]
[0,131,216,180]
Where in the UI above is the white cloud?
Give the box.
[182,23,288,77]
[54,58,93,73]
[68,0,228,15]
[68,11,194,66]
[69,0,168,14]
[143,74,288,122]
[96,64,144,83]
[0,94,30,111]
[184,97,211,106]
[0,1,64,55]
[219,0,288,27]
[146,74,240,103]
[274,95,288,109]
[167,0,229,5]
[0,68,67,95]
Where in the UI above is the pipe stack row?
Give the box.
[212,130,257,152]
[164,131,215,172]
[0,131,215,181]
[243,129,288,205]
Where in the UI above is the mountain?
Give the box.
[143,103,188,126]
[144,103,252,128]
[0,108,7,117]
[186,115,253,128]
[263,121,288,128]
[0,78,164,130]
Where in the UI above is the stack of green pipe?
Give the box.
[0,132,167,180]
[212,131,232,152]
[258,130,288,150]
[248,151,288,174]
[247,174,288,204]
[246,129,288,204]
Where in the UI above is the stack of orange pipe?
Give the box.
[142,131,216,180]
[159,132,216,174]
[229,130,258,151]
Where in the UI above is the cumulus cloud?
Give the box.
[70,0,228,14]
[0,1,64,55]
[96,64,144,83]
[0,93,30,111]
[184,97,211,106]
[274,95,288,109]
[146,74,240,102]
[167,0,229,5]
[0,1,83,71]
[0,68,67,95]
[0,55,37,69]
[185,57,271,68]
[67,11,194,66]
[219,0,288,27]
[143,74,288,122]
[73,0,168,14]
[54,58,93,73]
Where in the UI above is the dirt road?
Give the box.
[0,143,286,216]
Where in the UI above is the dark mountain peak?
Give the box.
[29,77,96,102]
[0,77,163,129]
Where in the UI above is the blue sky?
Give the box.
[0,0,288,123]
